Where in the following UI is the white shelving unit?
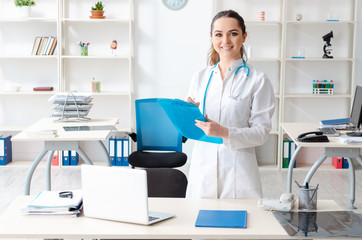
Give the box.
[0,0,134,165]
[214,0,358,169]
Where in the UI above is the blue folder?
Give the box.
[157,99,223,144]
[195,210,247,228]
[321,118,350,125]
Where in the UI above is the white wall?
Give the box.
[356,1,362,86]
[134,0,212,100]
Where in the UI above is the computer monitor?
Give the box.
[349,85,362,130]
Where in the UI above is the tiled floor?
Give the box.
[1,165,362,214]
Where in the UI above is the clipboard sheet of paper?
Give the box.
[157,99,223,144]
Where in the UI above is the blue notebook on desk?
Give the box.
[157,99,223,144]
[321,118,350,125]
[195,210,247,228]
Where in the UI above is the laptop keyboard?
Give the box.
[149,216,160,222]
[319,127,340,136]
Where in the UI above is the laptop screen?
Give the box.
[349,85,362,129]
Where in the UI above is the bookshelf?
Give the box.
[213,0,358,169]
[0,0,134,164]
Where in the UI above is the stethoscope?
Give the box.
[202,59,250,115]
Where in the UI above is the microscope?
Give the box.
[322,31,334,58]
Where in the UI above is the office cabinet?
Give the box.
[0,0,134,164]
[214,0,358,169]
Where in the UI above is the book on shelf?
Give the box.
[36,37,48,55]
[48,37,57,55]
[42,36,54,55]
[31,36,41,56]
[31,36,57,56]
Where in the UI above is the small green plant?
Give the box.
[14,0,36,7]
[91,1,104,11]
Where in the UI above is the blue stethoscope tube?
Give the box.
[202,59,250,115]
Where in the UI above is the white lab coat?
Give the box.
[186,58,275,199]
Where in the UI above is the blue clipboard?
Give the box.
[157,99,223,144]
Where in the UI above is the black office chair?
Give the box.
[145,168,188,198]
[128,98,187,168]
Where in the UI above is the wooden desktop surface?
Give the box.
[281,122,362,148]
[11,118,118,142]
[0,196,343,239]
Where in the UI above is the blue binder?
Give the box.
[115,138,123,166]
[195,210,247,228]
[62,150,70,166]
[157,99,223,144]
[109,137,116,166]
[122,138,129,166]
[70,150,78,166]
[0,135,12,165]
[342,158,349,168]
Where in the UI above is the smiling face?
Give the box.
[211,17,247,63]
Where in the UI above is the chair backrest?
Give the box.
[145,168,188,198]
[135,98,182,152]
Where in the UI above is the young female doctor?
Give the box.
[186,10,275,199]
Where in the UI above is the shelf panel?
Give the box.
[90,91,131,96]
[246,21,282,25]
[0,91,56,95]
[0,18,57,23]
[0,56,58,60]
[61,56,130,60]
[248,58,281,62]
[284,94,351,98]
[286,21,355,24]
[62,18,130,23]
[285,58,354,62]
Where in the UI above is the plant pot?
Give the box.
[18,6,31,18]
[90,10,105,19]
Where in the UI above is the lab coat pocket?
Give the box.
[224,96,251,127]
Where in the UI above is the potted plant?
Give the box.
[90,1,105,19]
[14,0,36,18]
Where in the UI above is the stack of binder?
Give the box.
[62,150,79,166]
[282,139,296,168]
[48,92,93,121]
[0,135,12,165]
[109,136,129,166]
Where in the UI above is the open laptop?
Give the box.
[81,164,175,225]
[320,85,362,136]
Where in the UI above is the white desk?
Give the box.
[12,118,118,195]
[281,122,362,209]
[0,196,344,239]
